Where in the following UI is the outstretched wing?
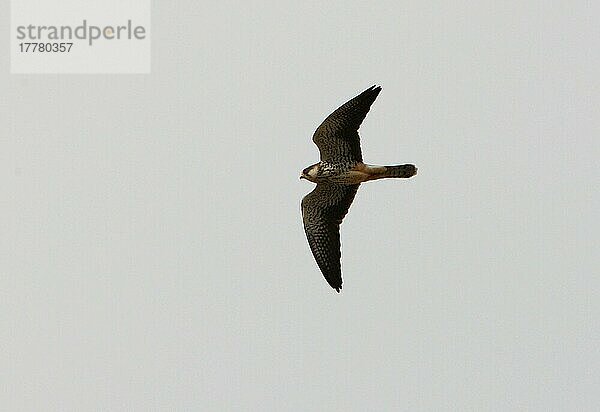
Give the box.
[312,85,382,164]
[301,182,360,292]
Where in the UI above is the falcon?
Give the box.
[300,85,417,292]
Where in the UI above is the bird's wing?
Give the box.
[301,182,360,292]
[312,85,382,164]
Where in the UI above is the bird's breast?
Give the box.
[315,161,370,184]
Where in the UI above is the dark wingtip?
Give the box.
[334,285,342,293]
[364,85,382,98]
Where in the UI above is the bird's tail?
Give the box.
[378,164,417,179]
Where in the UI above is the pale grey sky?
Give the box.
[2,1,599,410]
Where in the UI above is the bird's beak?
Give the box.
[299,175,305,180]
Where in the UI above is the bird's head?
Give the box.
[300,163,320,182]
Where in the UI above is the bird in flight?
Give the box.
[300,85,417,292]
